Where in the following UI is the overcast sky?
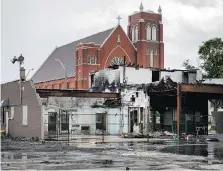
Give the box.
[1,0,223,83]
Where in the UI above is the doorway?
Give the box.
[60,110,69,132]
[48,112,57,132]
[96,113,107,133]
[129,109,138,133]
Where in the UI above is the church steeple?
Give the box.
[127,3,164,69]
[140,2,144,12]
[158,5,162,14]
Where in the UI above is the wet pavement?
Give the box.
[1,138,223,170]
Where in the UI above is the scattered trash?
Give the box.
[206,137,219,142]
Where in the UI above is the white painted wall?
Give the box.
[69,107,123,135]
[188,73,197,83]
[119,67,152,84]
[160,71,183,83]
[94,67,199,86]
[41,97,124,135]
[121,89,150,135]
[122,89,149,108]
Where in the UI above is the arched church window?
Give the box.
[132,27,135,41]
[78,56,82,65]
[135,25,138,41]
[87,56,97,64]
[146,24,152,40]
[87,56,91,64]
[110,57,125,66]
[91,56,97,64]
[152,26,157,41]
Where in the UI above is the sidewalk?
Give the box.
[65,135,172,145]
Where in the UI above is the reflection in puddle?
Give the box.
[2,153,40,160]
[160,142,223,162]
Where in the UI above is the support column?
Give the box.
[177,84,182,139]
[5,111,9,135]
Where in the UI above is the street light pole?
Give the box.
[11,54,25,105]
[26,68,34,79]
[55,59,68,89]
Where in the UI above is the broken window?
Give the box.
[152,70,160,82]
[90,73,95,87]
[140,107,143,122]
[96,113,106,131]
[131,95,135,102]
[61,111,69,131]
[183,72,189,83]
[136,92,139,97]
[48,112,57,132]
[133,110,138,125]
[81,126,90,134]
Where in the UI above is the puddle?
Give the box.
[2,139,223,170]
[160,142,223,161]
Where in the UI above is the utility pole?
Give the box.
[177,84,182,141]
[25,68,34,79]
[11,54,25,105]
[67,110,70,145]
[147,106,150,142]
[102,113,105,143]
[185,114,187,133]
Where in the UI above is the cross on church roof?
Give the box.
[117,15,121,25]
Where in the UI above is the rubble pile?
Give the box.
[146,78,177,94]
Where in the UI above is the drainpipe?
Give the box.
[123,56,126,86]
[20,66,26,105]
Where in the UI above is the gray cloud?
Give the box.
[177,0,223,8]
[1,0,223,83]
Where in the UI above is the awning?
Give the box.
[0,99,9,108]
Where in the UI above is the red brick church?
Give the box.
[32,3,164,90]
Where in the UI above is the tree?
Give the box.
[182,38,223,111]
[182,59,196,70]
[199,38,223,113]
[198,38,223,78]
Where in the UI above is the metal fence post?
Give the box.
[67,110,70,145]
[147,108,150,142]
[102,113,105,143]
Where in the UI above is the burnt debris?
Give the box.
[146,78,177,95]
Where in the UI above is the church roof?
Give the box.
[32,27,115,83]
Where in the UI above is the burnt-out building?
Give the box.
[146,78,223,136]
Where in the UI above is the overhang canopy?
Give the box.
[36,89,120,99]
[146,78,223,100]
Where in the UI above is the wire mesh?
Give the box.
[43,111,213,143]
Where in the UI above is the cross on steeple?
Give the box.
[117,15,121,25]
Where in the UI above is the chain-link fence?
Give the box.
[43,108,213,144]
